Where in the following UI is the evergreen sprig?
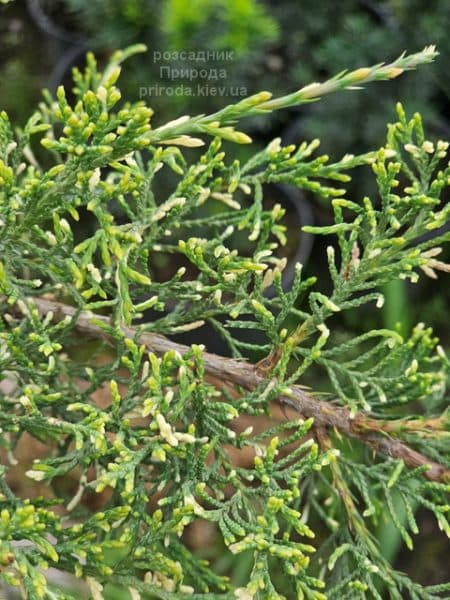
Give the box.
[0,45,449,599]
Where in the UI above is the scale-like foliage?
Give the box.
[0,46,449,599]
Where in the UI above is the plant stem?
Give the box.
[5,295,449,484]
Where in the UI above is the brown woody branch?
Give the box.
[5,296,450,484]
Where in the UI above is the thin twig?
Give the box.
[5,296,450,484]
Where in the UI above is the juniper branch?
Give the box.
[9,295,448,484]
[147,46,438,144]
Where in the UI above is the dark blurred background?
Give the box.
[1,0,449,595]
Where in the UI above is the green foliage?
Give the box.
[0,46,449,599]
[61,0,278,54]
[30,0,449,144]
[161,0,278,53]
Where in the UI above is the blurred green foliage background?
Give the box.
[0,0,449,595]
